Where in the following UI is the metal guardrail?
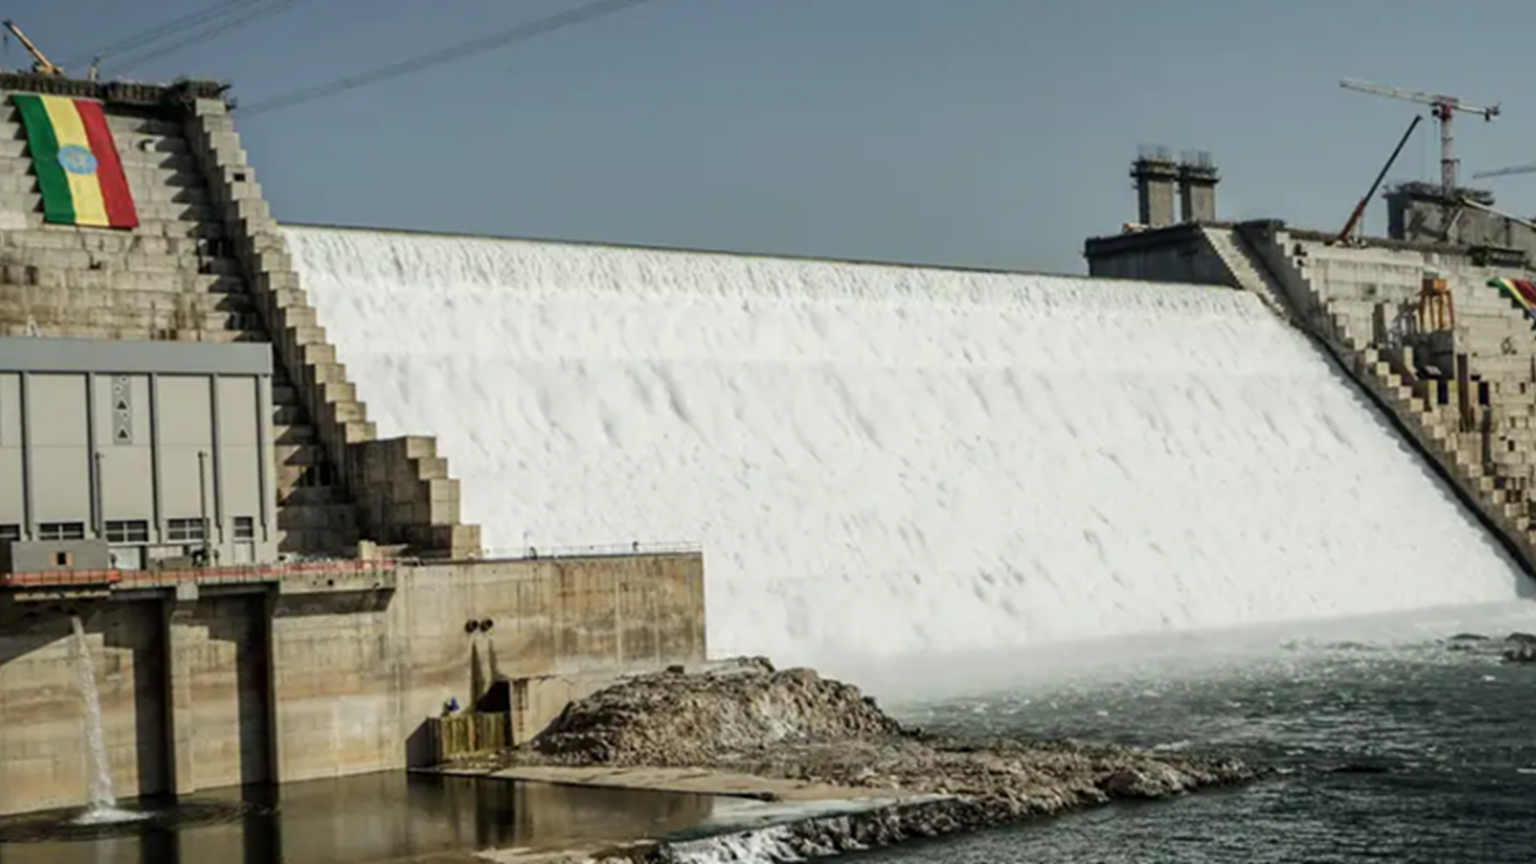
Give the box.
[0,559,398,590]
[475,541,702,562]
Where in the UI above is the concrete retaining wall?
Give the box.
[1082,223,1237,286]
[0,552,705,815]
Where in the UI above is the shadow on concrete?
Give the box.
[404,720,437,769]
[270,590,393,620]
[205,595,273,787]
[470,641,486,706]
[99,601,172,799]
[0,598,80,667]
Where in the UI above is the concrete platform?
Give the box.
[412,764,951,863]
[429,763,904,803]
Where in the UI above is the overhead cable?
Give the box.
[240,0,659,118]
[63,0,280,69]
[103,0,304,75]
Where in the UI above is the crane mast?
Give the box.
[1340,77,1500,198]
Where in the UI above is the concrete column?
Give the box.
[260,588,283,785]
[1177,152,1220,224]
[1131,148,1179,228]
[164,589,201,796]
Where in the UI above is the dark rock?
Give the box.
[1503,642,1536,663]
[1331,762,1392,775]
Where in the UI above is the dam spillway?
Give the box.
[286,226,1528,669]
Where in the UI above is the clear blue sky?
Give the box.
[11,0,1536,274]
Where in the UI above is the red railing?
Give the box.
[0,559,398,590]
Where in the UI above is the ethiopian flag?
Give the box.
[11,94,138,229]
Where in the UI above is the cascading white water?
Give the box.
[69,615,116,814]
[287,226,1531,674]
[67,616,145,826]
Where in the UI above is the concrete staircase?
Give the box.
[1213,222,1536,573]
[1201,227,1297,324]
[183,96,479,559]
[0,73,478,560]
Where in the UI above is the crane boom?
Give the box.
[2,20,63,76]
[1340,77,1500,197]
[1473,162,1536,181]
[1340,78,1498,116]
[1335,115,1422,246]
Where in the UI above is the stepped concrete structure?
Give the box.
[0,72,473,560]
[0,72,707,816]
[1087,159,1536,578]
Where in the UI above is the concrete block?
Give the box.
[197,115,236,134]
[252,249,292,274]
[320,399,368,432]
[342,419,376,445]
[414,457,450,481]
[281,322,325,346]
[300,342,337,366]
[277,504,357,531]
[105,115,183,137]
[401,437,439,461]
[274,443,327,468]
[273,423,318,445]
[404,524,482,558]
[200,130,241,156]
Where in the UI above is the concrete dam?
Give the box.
[3,70,1536,824]
[288,226,1528,671]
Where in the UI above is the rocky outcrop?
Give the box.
[1439,632,1536,662]
[532,656,904,765]
[511,656,1255,859]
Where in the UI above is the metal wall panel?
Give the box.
[156,375,213,526]
[94,374,154,524]
[27,374,89,525]
[0,374,21,526]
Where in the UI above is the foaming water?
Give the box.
[68,617,144,827]
[289,226,1528,672]
[869,604,1536,864]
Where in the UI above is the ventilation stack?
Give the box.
[1131,146,1179,228]
[1178,150,1220,223]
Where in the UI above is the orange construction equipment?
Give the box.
[1417,275,1455,332]
[2,20,63,76]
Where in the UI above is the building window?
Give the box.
[166,518,206,543]
[0,524,19,542]
[53,551,73,567]
[38,522,85,541]
[105,520,150,544]
[232,516,255,541]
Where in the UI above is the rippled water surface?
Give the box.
[0,772,718,864]
[859,605,1536,863]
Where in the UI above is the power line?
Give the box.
[62,0,274,69]
[103,0,302,75]
[240,0,659,118]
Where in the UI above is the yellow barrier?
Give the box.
[431,711,511,763]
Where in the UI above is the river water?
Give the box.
[854,600,1536,864]
[0,772,718,864]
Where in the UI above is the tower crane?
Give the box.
[2,20,63,77]
[1340,77,1500,198]
[1473,162,1536,181]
